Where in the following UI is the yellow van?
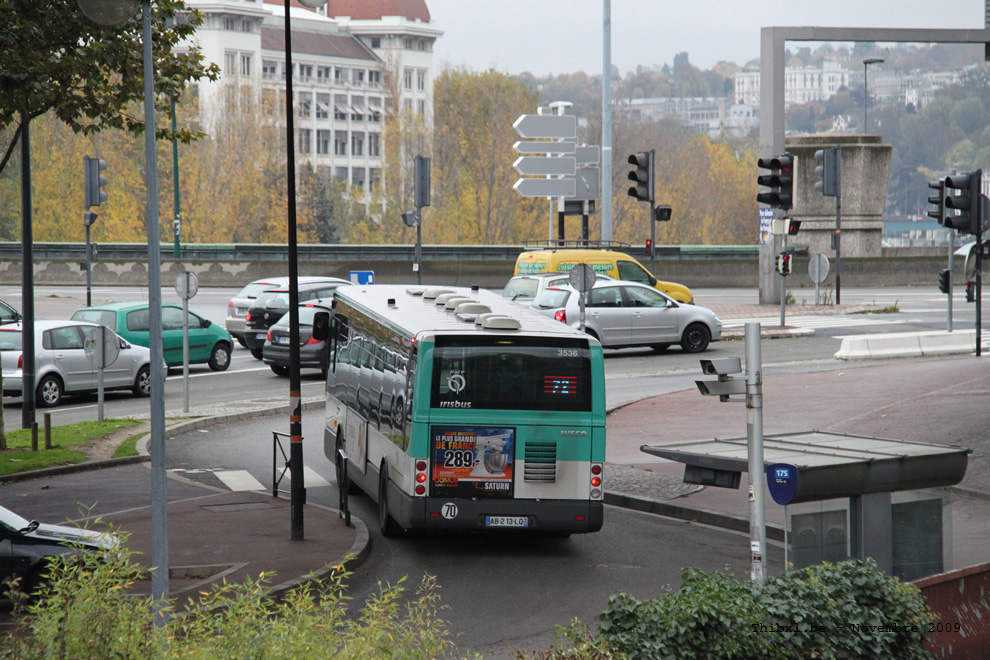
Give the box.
[513,248,693,304]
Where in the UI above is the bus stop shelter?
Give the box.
[641,431,971,580]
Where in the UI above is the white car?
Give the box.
[0,320,153,407]
[501,272,614,303]
[531,280,721,353]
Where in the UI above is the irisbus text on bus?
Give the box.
[322,285,606,536]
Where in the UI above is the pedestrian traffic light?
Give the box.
[627,151,654,203]
[757,153,794,210]
[813,147,838,197]
[775,253,791,276]
[654,205,672,222]
[966,281,976,303]
[944,170,982,234]
[938,268,951,294]
[927,178,945,225]
[401,210,420,227]
[645,239,653,256]
[84,155,108,208]
[784,219,801,235]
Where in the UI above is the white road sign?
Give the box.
[513,114,577,139]
[513,156,576,176]
[513,178,576,198]
[574,145,600,166]
[513,140,576,155]
[566,167,600,202]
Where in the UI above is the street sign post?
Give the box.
[569,263,597,333]
[513,178,576,198]
[175,271,199,412]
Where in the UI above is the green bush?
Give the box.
[592,560,935,660]
[1,533,453,659]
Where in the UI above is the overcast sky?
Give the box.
[427,0,985,76]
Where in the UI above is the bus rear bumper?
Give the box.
[395,492,603,534]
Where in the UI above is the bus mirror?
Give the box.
[312,311,330,341]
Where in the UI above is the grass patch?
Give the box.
[855,301,900,314]
[113,431,147,459]
[0,418,142,476]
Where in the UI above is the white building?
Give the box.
[182,0,442,195]
[733,60,853,108]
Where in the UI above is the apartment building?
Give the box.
[182,0,441,195]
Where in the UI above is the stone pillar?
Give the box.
[787,135,891,258]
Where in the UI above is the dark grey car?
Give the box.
[244,281,347,359]
[262,300,333,377]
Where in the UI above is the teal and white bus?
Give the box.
[323,284,606,536]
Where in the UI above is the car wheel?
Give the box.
[209,344,232,371]
[378,464,401,537]
[270,365,290,377]
[132,365,152,397]
[651,343,671,353]
[36,374,63,408]
[250,347,264,360]
[335,432,360,496]
[681,323,711,354]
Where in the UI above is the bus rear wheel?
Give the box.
[378,465,402,537]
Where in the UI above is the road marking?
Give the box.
[214,469,266,492]
[722,315,915,330]
[304,466,331,488]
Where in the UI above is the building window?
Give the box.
[369,167,380,193]
[404,38,412,49]
[222,18,234,31]
[371,37,381,48]
[418,39,426,51]
[351,96,364,121]
[263,60,278,80]
[317,129,331,155]
[334,94,348,120]
[335,67,347,84]
[298,64,313,82]
[417,70,426,91]
[403,98,412,112]
[297,92,312,118]
[297,129,311,155]
[262,88,277,115]
[368,70,381,88]
[225,51,237,74]
[334,167,348,182]
[316,93,330,119]
[368,97,381,123]
[241,20,252,32]
[368,133,380,157]
[403,69,412,90]
[417,100,425,116]
[352,167,365,189]
[240,53,252,77]
[353,69,365,86]
[317,66,331,83]
[351,132,364,156]
[334,131,347,156]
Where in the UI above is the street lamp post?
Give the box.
[863,57,885,134]
[285,0,328,541]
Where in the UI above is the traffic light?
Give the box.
[84,155,108,208]
[775,253,791,276]
[938,268,951,294]
[401,210,420,227]
[813,147,837,197]
[654,205,672,222]
[927,178,945,225]
[414,155,431,208]
[944,170,982,234]
[627,151,654,203]
[645,239,653,256]
[784,219,801,235]
[966,282,976,303]
[757,153,794,210]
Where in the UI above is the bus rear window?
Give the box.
[431,336,591,412]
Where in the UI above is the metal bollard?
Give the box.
[44,413,52,450]
[30,422,38,452]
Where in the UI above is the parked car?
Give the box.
[262,299,333,377]
[0,504,117,597]
[514,247,694,303]
[71,302,233,371]
[531,280,721,353]
[502,272,614,303]
[225,276,347,347]
[0,320,153,407]
[244,280,348,359]
[0,299,21,325]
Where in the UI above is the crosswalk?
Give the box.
[722,315,919,331]
[169,466,331,492]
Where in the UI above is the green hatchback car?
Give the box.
[71,302,233,371]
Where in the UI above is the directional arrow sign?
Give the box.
[575,145,600,166]
[514,156,576,176]
[513,114,576,139]
[513,140,576,155]
[566,167,600,201]
[513,178,576,198]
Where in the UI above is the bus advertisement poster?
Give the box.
[431,426,514,498]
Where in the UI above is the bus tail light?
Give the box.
[590,463,603,499]
[414,459,428,496]
[554,310,566,323]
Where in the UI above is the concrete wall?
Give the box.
[0,253,962,290]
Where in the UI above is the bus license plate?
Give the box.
[485,516,529,528]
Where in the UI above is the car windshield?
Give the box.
[0,505,31,532]
[71,309,117,329]
[532,288,571,310]
[0,328,22,350]
[236,282,282,299]
[502,278,539,300]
